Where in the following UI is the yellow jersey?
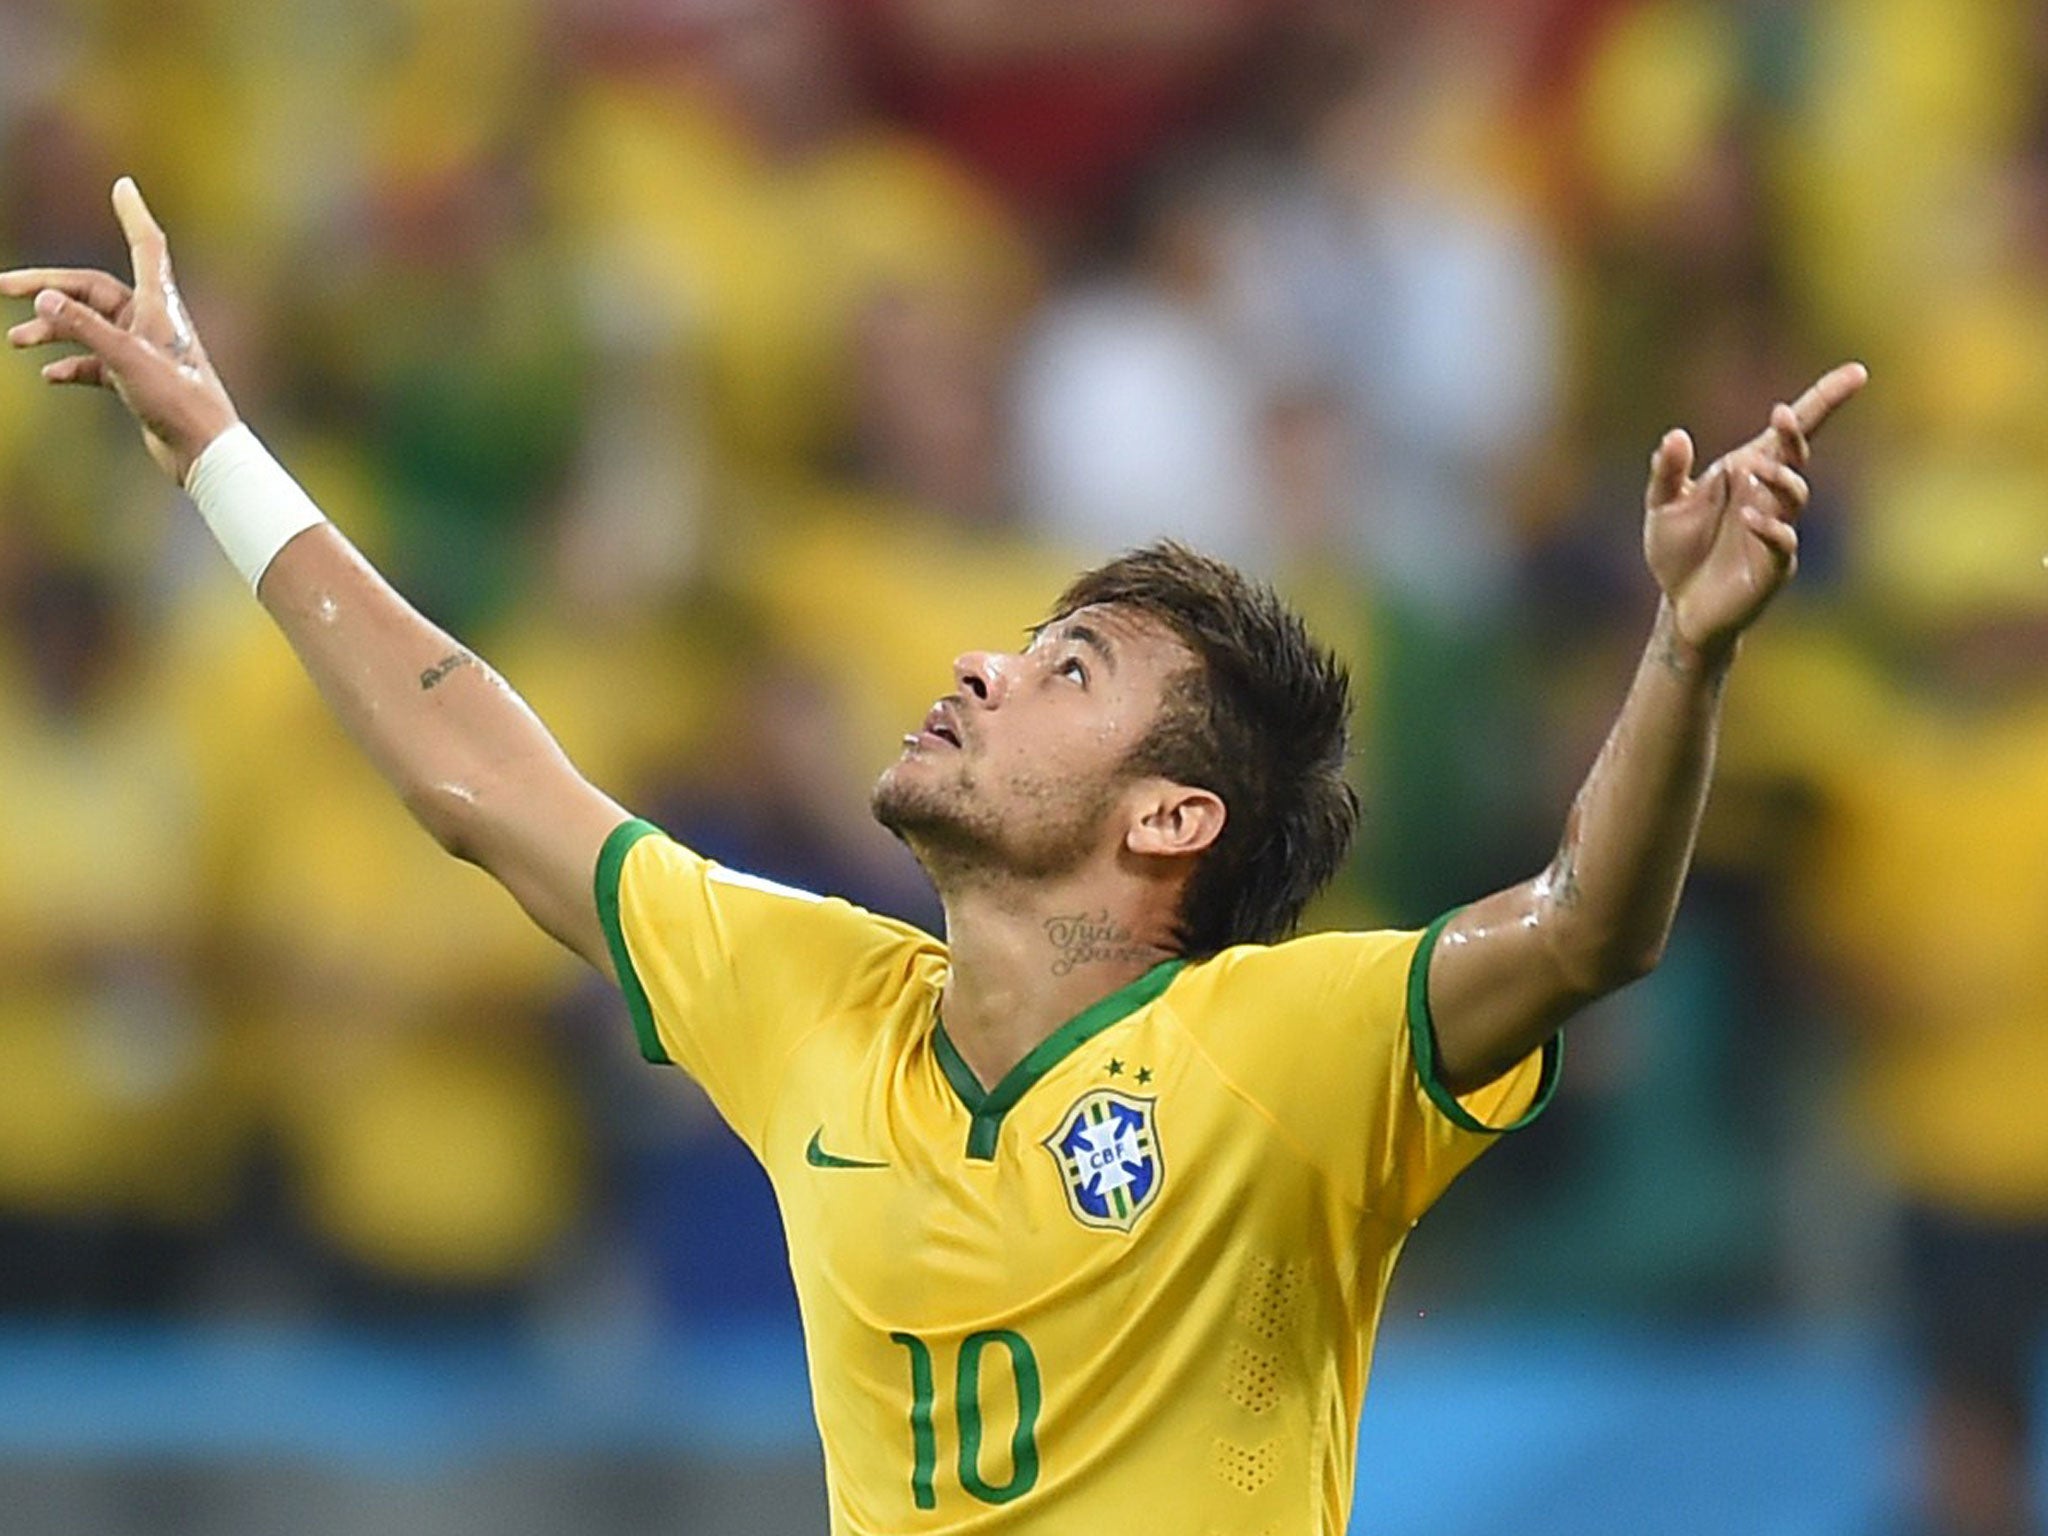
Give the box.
[597,818,1557,1534]
[1719,626,2048,1218]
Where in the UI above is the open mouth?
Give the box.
[916,702,963,749]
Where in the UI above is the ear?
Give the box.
[1125,782,1226,860]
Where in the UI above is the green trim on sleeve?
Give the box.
[1405,907,1562,1134]
[595,817,670,1066]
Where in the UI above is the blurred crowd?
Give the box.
[5,0,2048,1529]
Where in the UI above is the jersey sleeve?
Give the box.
[1172,912,1559,1227]
[594,817,937,1153]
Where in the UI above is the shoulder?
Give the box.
[1169,927,1426,1013]
[604,818,945,1003]
[1155,928,1429,1073]
[600,817,947,1097]
[610,818,925,924]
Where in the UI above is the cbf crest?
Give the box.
[1043,1089,1164,1233]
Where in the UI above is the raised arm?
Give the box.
[1424,363,1868,1092]
[2,179,627,972]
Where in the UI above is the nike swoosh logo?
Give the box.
[806,1129,888,1169]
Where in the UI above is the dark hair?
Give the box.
[1049,541,1358,956]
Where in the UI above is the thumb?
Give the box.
[1646,428,1694,507]
[34,287,153,378]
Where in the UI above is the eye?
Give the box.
[1057,656,1088,685]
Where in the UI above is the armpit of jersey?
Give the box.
[594,817,942,1150]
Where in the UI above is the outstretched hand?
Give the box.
[1643,361,1868,660]
[2,177,239,485]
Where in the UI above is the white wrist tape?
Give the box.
[183,423,330,590]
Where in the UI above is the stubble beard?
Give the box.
[871,757,1118,891]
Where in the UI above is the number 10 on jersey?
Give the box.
[889,1330,1042,1509]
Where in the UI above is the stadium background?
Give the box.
[2,0,2047,1529]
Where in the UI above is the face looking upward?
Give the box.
[871,604,1221,891]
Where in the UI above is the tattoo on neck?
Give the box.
[1044,911,1150,977]
[419,651,475,691]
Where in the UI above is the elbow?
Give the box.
[401,778,489,862]
[1543,912,1668,1000]
[1595,935,1667,990]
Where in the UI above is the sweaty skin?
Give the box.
[871,603,1219,1087]
[2,181,625,970]
[1426,372,1866,1090]
[2,178,1865,1106]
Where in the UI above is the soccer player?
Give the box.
[4,181,1864,1533]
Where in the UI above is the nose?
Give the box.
[952,650,1008,708]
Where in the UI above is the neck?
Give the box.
[937,874,1178,1091]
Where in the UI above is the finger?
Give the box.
[112,177,170,290]
[1742,503,1799,568]
[42,355,107,388]
[110,177,202,357]
[1756,458,1810,518]
[1769,401,1808,468]
[1788,361,1870,439]
[31,288,154,377]
[1648,428,1694,505]
[9,316,92,349]
[0,267,134,315]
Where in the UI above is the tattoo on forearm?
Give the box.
[1651,627,1732,694]
[1044,911,1151,977]
[1652,627,1685,677]
[419,651,475,691]
[1551,841,1584,910]
[1651,625,1714,681]
[1546,802,1586,910]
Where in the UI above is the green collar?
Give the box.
[932,959,1186,1161]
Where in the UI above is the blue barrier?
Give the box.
[0,1318,2005,1531]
